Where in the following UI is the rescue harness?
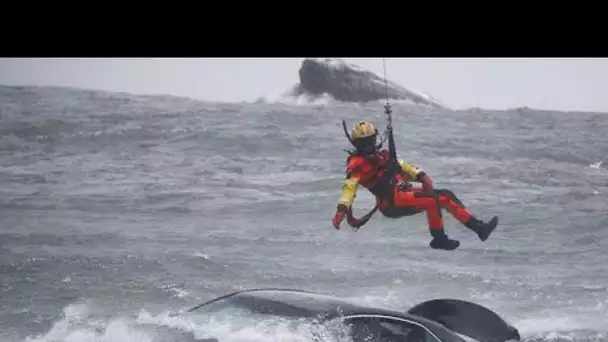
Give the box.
[341,102,403,231]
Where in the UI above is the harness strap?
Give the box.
[345,105,400,230]
[346,198,379,232]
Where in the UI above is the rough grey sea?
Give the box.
[1,85,607,342]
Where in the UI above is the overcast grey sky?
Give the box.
[1,58,607,112]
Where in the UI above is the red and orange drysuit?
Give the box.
[332,121,498,251]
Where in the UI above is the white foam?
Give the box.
[194,252,211,260]
[157,283,190,299]
[24,302,153,342]
[256,91,336,107]
[514,313,608,335]
[137,307,351,342]
[589,161,602,169]
[24,301,351,342]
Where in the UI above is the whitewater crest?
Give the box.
[262,58,446,108]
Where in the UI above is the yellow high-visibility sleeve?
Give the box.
[338,176,360,207]
[398,159,423,181]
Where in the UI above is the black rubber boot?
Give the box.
[429,229,460,251]
[465,216,499,241]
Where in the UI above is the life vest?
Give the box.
[346,149,406,200]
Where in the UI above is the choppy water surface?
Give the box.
[1,85,607,342]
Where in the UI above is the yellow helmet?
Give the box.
[350,121,377,140]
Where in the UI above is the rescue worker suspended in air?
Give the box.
[331,120,499,251]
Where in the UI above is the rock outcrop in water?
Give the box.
[289,58,446,108]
